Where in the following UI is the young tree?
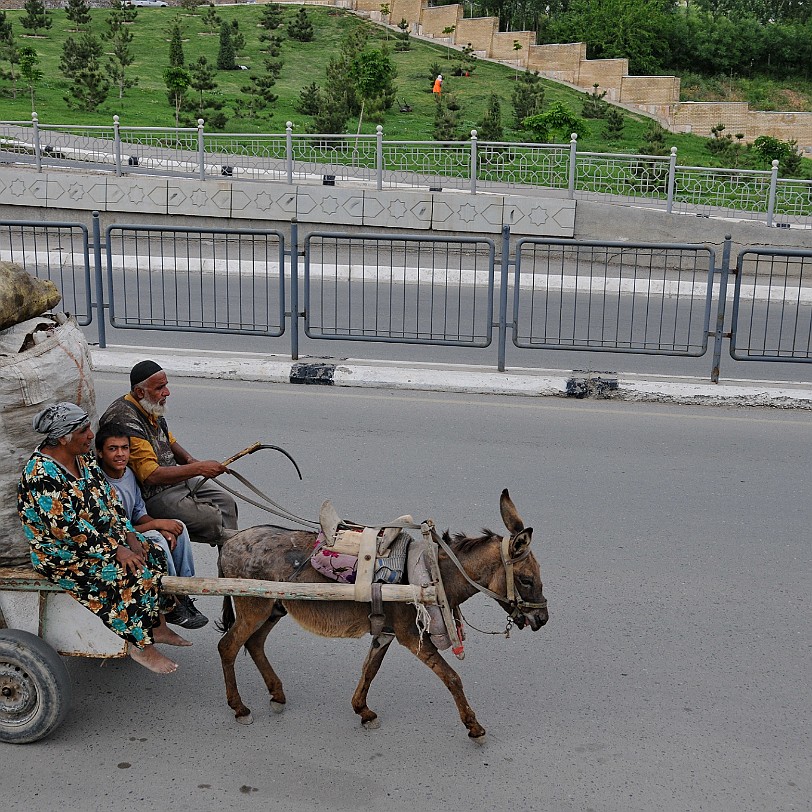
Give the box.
[582,83,608,119]
[604,106,625,140]
[259,2,284,31]
[287,7,313,42]
[60,33,103,80]
[433,95,459,141]
[0,10,20,98]
[20,0,53,37]
[523,102,586,142]
[511,70,544,128]
[106,13,137,99]
[216,21,236,70]
[201,3,221,35]
[238,58,278,119]
[169,18,185,67]
[116,0,138,25]
[230,19,245,54]
[512,39,522,79]
[189,54,216,116]
[394,17,410,52]
[66,63,110,111]
[164,65,190,126]
[18,46,42,109]
[65,0,91,32]
[295,81,321,116]
[179,0,204,12]
[477,94,503,142]
[349,46,397,131]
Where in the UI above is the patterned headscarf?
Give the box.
[32,402,89,444]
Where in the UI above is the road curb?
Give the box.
[90,346,812,409]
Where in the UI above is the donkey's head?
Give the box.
[490,489,548,631]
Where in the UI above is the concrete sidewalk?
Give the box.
[91,344,812,409]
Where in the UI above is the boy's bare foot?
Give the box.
[129,644,178,674]
[153,621,193,647]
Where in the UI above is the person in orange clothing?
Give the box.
[432,74,443,95]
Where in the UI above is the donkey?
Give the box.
[217,489,548,740]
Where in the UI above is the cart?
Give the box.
[0,566,438,744]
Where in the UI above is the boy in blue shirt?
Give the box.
[95,423,208,629]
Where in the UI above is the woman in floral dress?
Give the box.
[17,402,191,674]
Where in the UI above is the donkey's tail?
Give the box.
[216,596,236,634]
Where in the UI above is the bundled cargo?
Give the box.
[0,264,96,567]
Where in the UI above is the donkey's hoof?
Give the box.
[235,712,254,726]
[362,718,380,730]
[469,732,487,745]
[270,701,286,715]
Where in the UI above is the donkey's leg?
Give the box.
[398,629,486,739]
[243,601,288,713]
[218,596,276,725]
[351,638,393,730]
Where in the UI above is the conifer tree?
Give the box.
[66,64,110,111]
[106,10,137,99]
[21,0,52,36]
[60,32,103,80]
[512,70,544,128]
[0,12,20,99]
[229,19,245,54]
[65,0,91,32]
[238,58,278,119]
[259,3,283,30]
[201,3,220,34]
[296,81,320,116]
[477,94,503,142]
[287,7,313,42]
[433,95,459,141]
[169,19,185,67]
[216,21,236,70]
[189,54,216,116]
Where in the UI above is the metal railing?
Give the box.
[2,213,811,382]
[513,239,715,356]
[3,115,810,227]
[731,248,812,362]
[303,232,496,345]
[0,219,92,325]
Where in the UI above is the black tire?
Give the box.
[0,628,72,744]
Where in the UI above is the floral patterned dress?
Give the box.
[17,450,171,649]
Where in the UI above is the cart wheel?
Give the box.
[0,629,72,744]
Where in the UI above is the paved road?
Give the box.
[3,376,809,811]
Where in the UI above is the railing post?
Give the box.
[567,132,578,198]
[666,146,677,214]
[289,219,299,361]
[91,211,107,349]
[32,112,42,172]
[470,129,478,194]
[197,119,205,180]
[286,121,293,185]
[710,234,732,383]
[766,159,779,227]
[113,114,122,177]
[376,124,383,191]
[497,225,510,372]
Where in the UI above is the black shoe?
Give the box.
[166,597,209,630]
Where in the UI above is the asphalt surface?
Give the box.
[2,376,810,812]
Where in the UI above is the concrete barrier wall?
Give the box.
[490,31,535,64]
[0,167,577,238]
[577,59,628,102]
[620,76,680,106]
[526,42,585,82]
[454,17,498,54]
[418,3,461,36]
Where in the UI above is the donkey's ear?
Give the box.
[500,488,524,534]
[509,528,533,559]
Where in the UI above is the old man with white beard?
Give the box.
[100,360,238,546]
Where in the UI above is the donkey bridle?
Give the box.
[429,526,547,619]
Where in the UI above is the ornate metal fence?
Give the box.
[3,115,811,227]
